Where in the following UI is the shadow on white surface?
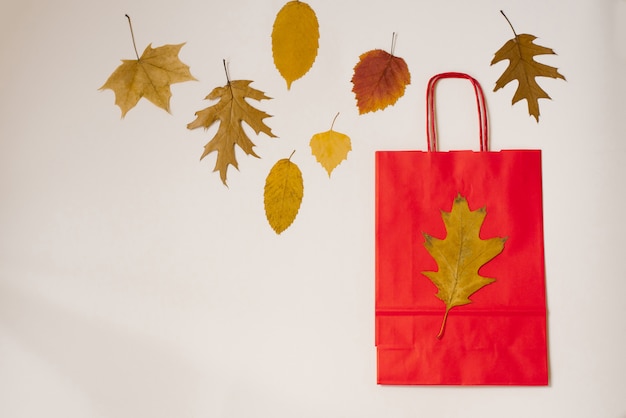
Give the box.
[0,282,205,417]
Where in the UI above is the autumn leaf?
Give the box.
[264,152,304,234]
[187,77,276,186]
[351,38,410,114]
[491,11,565,121]
[99,15,196,117]
[422,195,506,339]
[272,0,320,89]
[310,113,352,177]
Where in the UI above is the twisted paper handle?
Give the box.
[426,72,489,152]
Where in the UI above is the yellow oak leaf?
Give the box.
[351,48,410,114]
[264,152,304,234]
[309,113,351,177]
[272,0,319,89]
[187,80,276,186]
[422,195,506,339]
[491,12,565,121]
[100,43,196,117]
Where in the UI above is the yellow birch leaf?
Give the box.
[272,0,320,89]
[309,113,352,177]
[422,195,506,339]
[264,153,304,234]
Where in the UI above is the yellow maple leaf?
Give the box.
[187,79,276,186]
[310,113,352,177]
[100,16,195,117]
[264,152,304,234]
[422,195,506,339]
[491,11,565,121]
[272,0,320,89]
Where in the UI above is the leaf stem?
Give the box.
[223,59,234,96]
[330,112,340,131]
[390,32,397,56]
[125,14,140,60]
[436,308,450,339]
[288,150,296,160]
[499,10,518,38]
[222,59,231,84]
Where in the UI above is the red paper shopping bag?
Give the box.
[375,72,548,385]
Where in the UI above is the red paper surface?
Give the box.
[375,149,548,385]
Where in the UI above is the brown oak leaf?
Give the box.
[187,80,276,185]
[491,11,565,121]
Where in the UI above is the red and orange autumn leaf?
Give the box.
[351,49,410,114]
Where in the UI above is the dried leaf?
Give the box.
[264,153,304,234]
[422,195,506,339]
[187,80,276,186]
[491,12,565,121]
[272,0,320,89]
[351,49,410,114]
[310,114,352,177]
[100,43,196,117]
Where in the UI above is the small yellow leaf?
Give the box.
[264,154,304,234]
[272,0,320,89]
[310,114,351,177]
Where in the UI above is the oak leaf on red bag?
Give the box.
[422,195,506,339]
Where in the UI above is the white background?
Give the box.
[1,0,625,417]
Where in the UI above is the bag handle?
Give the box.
[426,72,489,152]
